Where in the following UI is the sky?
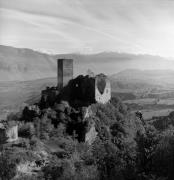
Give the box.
[1,0,174,57]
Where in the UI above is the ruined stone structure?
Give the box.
[6,125,18,142]
[56,59,111,104]
[28,104,40,115]
[40,59,110,144]
[41,87,59,103]
[0,121,18,143]
[41,59,73,105]
[95,74,111,104]
[57,59,73,89]
[41,59,110,108]
[60,73,111,106]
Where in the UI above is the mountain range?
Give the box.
[1,45,174,81]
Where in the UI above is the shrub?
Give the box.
[56,136,77,155]
[39,115,54,140]
[92,138,126,180]
[15,138,30,149]
[6,112,21,121]
[135,124,159,175]
[42,159,63,180]
[14,175,38,180]
[29,137,41,150]
[43,165,63,180]
[50,123,66,138]
[0,152,17,180]
[22,106,37,122]
[18,123,35,138]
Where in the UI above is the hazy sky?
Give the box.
[1,0,174,56]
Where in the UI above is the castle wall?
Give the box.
[59,74,111,106]
[6,125,18,142]
[0,124,18,143]
[95,74,111,104]
[41,87,59,106]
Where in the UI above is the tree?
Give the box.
[0,152,17,180]
[18,122,35,138]
[40,114,53,140]
[92,138,126,180]
[42,163,63,180]
[135,125,159,176]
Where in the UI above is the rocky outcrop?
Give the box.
[85,124,97,145]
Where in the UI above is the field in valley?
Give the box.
[0,77,56,120]
[124,97,174,120]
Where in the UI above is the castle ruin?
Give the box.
[41,58,111,105]
[57,59,111,105]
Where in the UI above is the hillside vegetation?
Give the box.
[2,92,174,180]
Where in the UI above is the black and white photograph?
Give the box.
[1,0,174,180]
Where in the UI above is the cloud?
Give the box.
[1,0,174,56]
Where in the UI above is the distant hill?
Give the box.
[1,45,174,81]
[0,45,57,81]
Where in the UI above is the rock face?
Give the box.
[82,106,97,145]
[81,106,93,119]
[85,124,97,145]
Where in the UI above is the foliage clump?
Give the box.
[4,92,174,180]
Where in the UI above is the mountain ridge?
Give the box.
[1,45,174,81]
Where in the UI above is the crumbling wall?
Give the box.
[58,75,96,107]
[95,74,111,104]
[6,125,18,142]
[58,74,111,106]
[0,123,18,143]
[41,87,59,108]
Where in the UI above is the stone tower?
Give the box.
[57,59,73,89]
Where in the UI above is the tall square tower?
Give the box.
[57,59,73,89]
